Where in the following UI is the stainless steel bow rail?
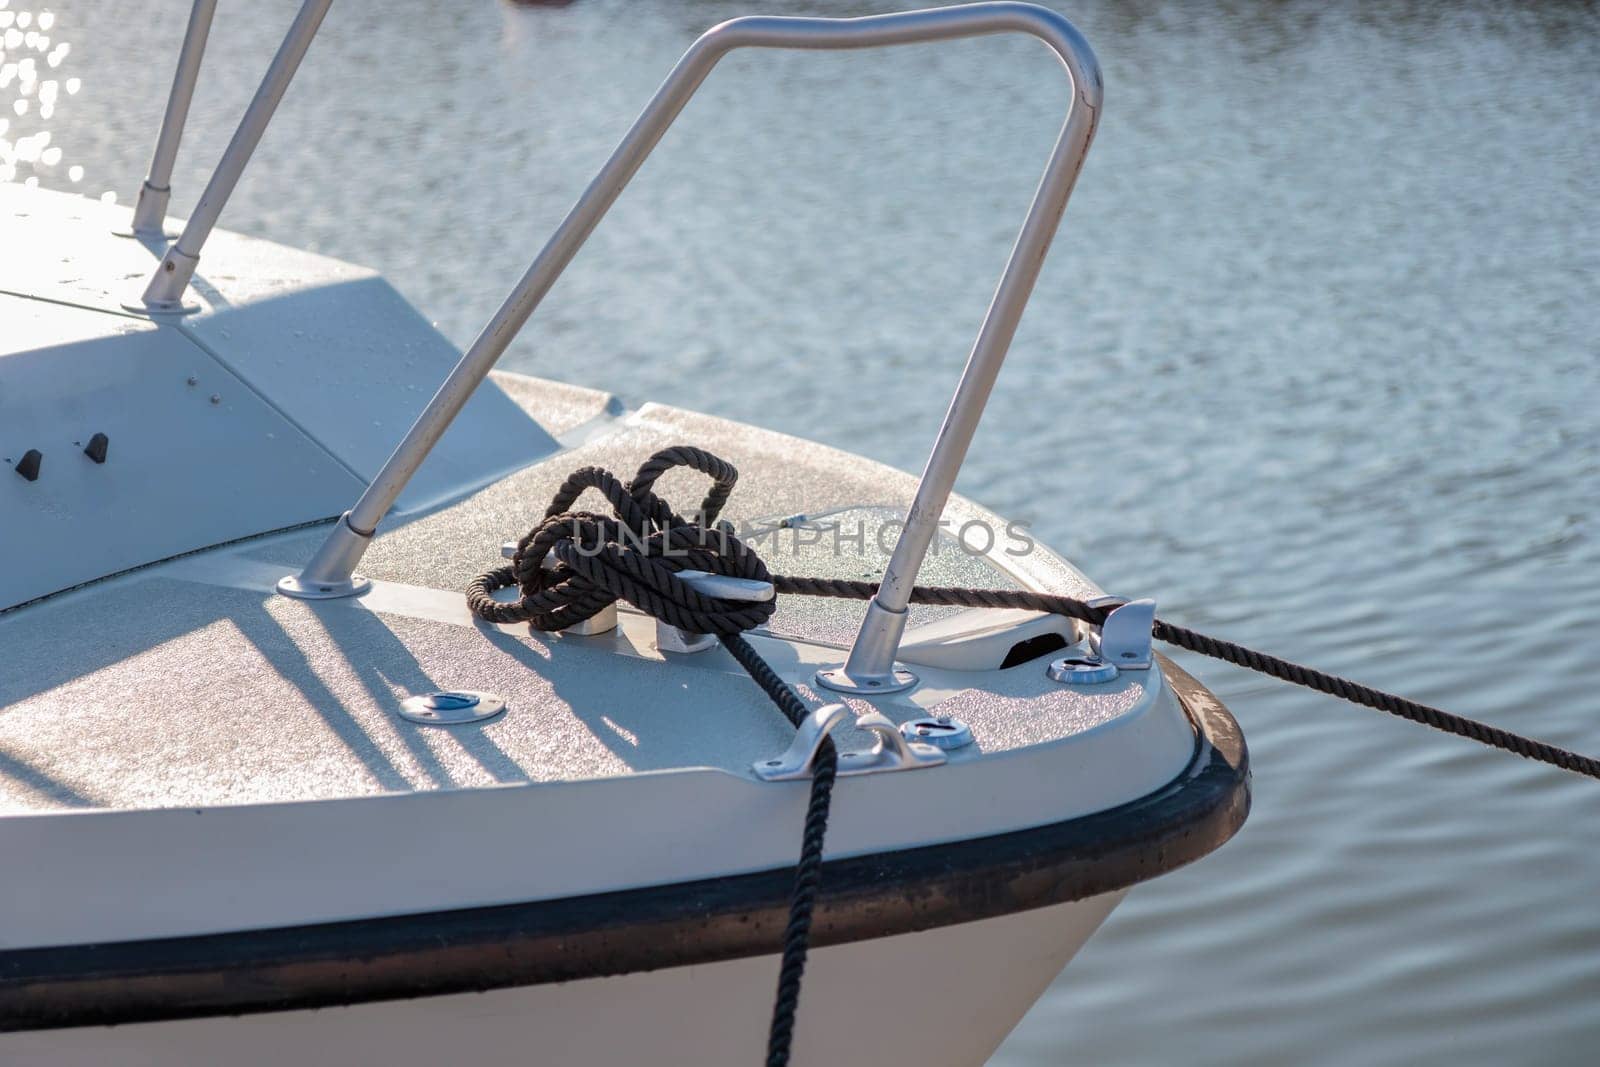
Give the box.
[128,0,335,308]
[121,0,217,239]
[277,2,1103,698]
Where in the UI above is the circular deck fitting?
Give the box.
[119,291,201,316]
[111,227,178,241]
[276,573,373,600]
[1046,656,1118,685]
[899,716,974,750]
[814,665,919,696]
[398,691,507,726]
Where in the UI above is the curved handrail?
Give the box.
[140,0,335,307]
[284,2,1102,690]
[126,0,218,238]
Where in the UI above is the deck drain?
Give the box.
[898,716,973,750]
[398,691,507,726]
[1046,656,1119,685]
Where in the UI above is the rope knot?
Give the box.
[467,447,776,636]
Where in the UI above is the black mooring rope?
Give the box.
[466,446,834,1064]
[467,445,1600,1066]
[769,577,1600,780]
[722,632,837,1067]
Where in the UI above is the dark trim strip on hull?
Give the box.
[0,656,1248,1032]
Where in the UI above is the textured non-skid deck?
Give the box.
[251,400,1097,648]
[0,568,1154,814]
[0,392,1140,816]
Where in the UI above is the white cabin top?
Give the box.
[0,184,557,610]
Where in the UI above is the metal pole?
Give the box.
[280,0,1104,690]
[140,0,335,310]
[126,0,218,238]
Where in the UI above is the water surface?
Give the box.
[6,1,1598,1062]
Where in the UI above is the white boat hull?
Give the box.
[1,894,1121,1067]
[1,185,1248,1064]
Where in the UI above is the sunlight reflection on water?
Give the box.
[0,3,86,194]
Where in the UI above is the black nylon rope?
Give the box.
[466,446,834,1066]
[722,632,837,1067]
[766,577,1600,781]
[465,445,775,636]
[467,445,1600,1067]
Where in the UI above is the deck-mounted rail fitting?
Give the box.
[133,0,335,313]
[278,1,1105,700]
[120,0,218,240]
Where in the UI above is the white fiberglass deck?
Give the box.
[0,187,1199,951]
[0,394,1165,815]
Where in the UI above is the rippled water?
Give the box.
[7,0,1599,1062]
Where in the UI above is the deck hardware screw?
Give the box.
[209,394,221,405]
[186,376,197,386]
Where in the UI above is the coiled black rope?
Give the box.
[468,445,1600,1066]
[467,446,773,636]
